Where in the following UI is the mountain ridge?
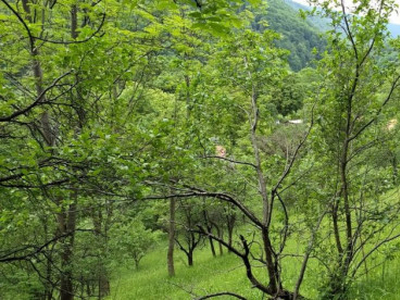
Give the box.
[284,0,400,37]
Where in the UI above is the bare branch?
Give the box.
[195,292,247,300]
[195,226,271,294]
[293,210,327,300]
[0,0,35,51]
[34,13,106,45]
[144,180,263,228]
[0,71,73,122]
[0,229,94,263]
[276,191,289,256]
[351,232,400,278]
[202,155,257,169]
[340,0,358,61]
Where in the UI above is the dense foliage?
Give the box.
[1,0,400,300]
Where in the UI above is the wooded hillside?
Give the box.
[1,1,400,300]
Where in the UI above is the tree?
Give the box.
[110,217,162,270]
[174,199,204,267]
[306,0,400,298]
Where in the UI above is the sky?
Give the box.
[291,0,400,24]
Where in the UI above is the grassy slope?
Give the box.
[107,182,400,299]
[107,236,400,299]
[108,245,264,300]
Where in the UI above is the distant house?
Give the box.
[216,145,226,157]
[288,119,303,124]
[387,119,397,131]
[275,119,303,125]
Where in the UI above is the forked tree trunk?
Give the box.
[211,222,224,255]
[203,210,216,257]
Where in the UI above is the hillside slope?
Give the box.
[253,0,326,71]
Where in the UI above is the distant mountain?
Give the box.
[250,0,399,71]
[285,0,400,37]
[283,0,330,31]
[253,0,326,71]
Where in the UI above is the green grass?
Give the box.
[107,191,400,300]
[347,253,400,300]
[106,237,400,300]
[107,244,264,300]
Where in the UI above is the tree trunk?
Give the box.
[59,8,81,300]
[224,207,236,253]
[45,253,53,300]
[91,207,110,297]
[262,228,280,295]
[98,272,110,299]
[392,153,398,184]
[167,198,176,276]
[217,235,223,255]
[203,209,216,257]
[208,234,216,257]
[226,215,235,251]
[43,222,54,300]
[134,258,140,270]
[212,223,223,255]
[188,251,193,266]
[60,201,77,300]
